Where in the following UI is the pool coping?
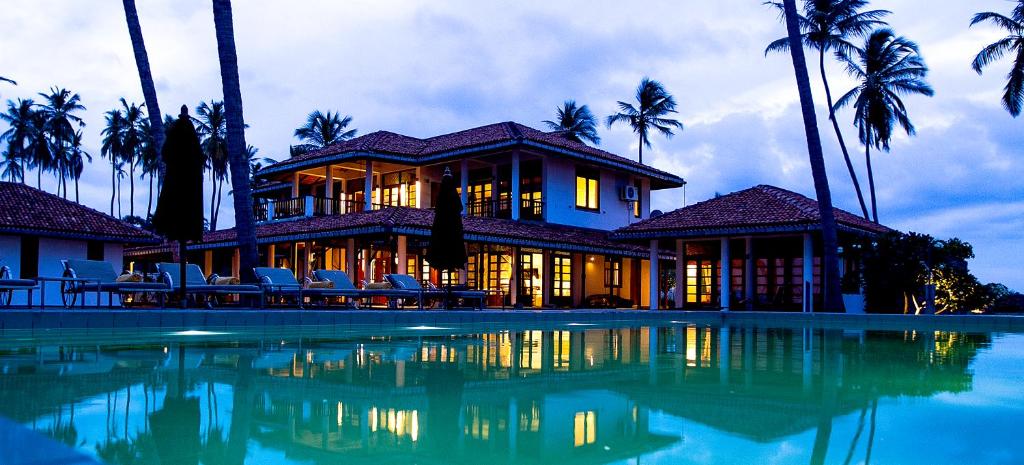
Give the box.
[1,308,1022,335]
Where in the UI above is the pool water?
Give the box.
[1,323,1021,465]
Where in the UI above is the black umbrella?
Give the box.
[153,105,205,308]
[426,167,467,308]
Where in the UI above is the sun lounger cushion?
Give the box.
[214,276,240,285]
[116,273,143,283]
[254,267,302,290]
[307,280,334,289]
[312,270,358,291]
[385,274,424,290]
[65,259,120,283]
[366,281,392,290]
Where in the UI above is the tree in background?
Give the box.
[101,108,127,216]
[0,99,41,183]
[970,1,1024,117]
[293,110,356,154]
[543,100,601,145]
[120,98,146,216]
[766,0,889,220]
[835,29,933,223]
[606,77,683,164]
[68,129,91,202]
[37,87,86,197]
[194,100,229,230]
[212,0,260,283]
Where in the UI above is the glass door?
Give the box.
[518,251,544,307]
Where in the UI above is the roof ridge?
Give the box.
[756,185,818,219]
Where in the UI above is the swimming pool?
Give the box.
[1,321,1021,464]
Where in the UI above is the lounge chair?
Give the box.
[156,263,263,308]
[62,259,171,307]
[385,274,486,309]
[255,267,372,309]
[313,270,425,309]
[0,265,38,307]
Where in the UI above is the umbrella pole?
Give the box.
[179,241,188,309]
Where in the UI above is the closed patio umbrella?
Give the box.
[153,105,205,307]
[426,167,467,308]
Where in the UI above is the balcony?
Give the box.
[255,196,370,222]
[465,197,544,221]
[256,195,544,223]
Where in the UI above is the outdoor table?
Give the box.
[34,276,100,309]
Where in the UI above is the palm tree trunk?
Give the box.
[782,0,845,312]
[212,0,259,283]
[638,142,643,165]
[122,0,167,182]
[209,171,218,230]
[865,144,878,223]
[215,177,225,229]
[129,159,136,217]
[147,174,154,219]
[36,167,41,190]
[110,163,116,216]
[820,50,870,220]
[75,177,79,203]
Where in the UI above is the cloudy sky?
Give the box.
[1,1,1021,289]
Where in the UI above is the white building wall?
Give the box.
[1,236,127,306]
[542,157,650,231]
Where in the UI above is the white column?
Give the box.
[362,247,372,286]
[291,172,300,197]
[511,151,521,220]
[803,233,814,313]
[363,160,373,211]
[345,238,356,275]
[397,235,408,275]
[720,238,731,311]
[460,159,469,215]
[745,237,754,308]
[340,172,348,213]
[649,239,659,311]
[325,165,334,214]
[414,167,422,208]
[674,239,685,309]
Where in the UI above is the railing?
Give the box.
[520,198,544,221]
[256,195,544,222]
[465,197,543,220]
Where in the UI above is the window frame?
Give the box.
[574,166,600,212]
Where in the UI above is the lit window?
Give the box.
[575,167,599,211]
[633,180,642,218]
[573,411,596,447]
[553,255,572,298]
[604,257,622,288]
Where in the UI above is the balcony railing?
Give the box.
[465,197,544,220]
[257,195,544,222]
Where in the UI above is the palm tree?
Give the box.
[246,145,276,181]
[68,129,91,202]
[766,0,889,219]
[121,0,166,178]
[37,87,86,197]
[606,77,684,164]
[970,1,1024,117]
[101,109,127,215]
[0,99,40,182]
[116,161,127,218]
[0,147,23,182]
[779,0,846,311]
[543,100,601,145]
[139,118,161,219]
[121,99,146,216]
[834,29,934,223]
[212,0,260,283]
[0,77,14,85]
[194,100,229,230]
[293,110,356,152]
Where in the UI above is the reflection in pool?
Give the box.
[0,325,1020,465]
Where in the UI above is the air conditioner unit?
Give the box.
[621,185,639,202]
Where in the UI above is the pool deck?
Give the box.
[1,308,1022,336]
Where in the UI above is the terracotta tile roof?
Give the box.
[612,185,892,239]
[0,182,159,243]
[128,207,653,257]
[260,122,685,188]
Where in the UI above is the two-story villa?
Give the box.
[129,122,685,308]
